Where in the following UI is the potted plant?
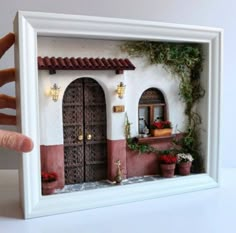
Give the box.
[41,171,58,195]
[151,120,172,137]
[177,153,194,175]
[159,154,177,178]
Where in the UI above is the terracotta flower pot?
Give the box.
[160,163,176,178]
[178,162,192,175]
[42,181,57,195]
[151,128,172,137]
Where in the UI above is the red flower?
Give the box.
[159,154,177,164]
[151,120,172,129]
[41,171,58,182]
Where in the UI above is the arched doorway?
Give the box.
[63,78,107,184]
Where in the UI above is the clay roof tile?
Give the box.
[38,57,45,68]
[57,57,66,68]
[64,57,73,69]
[44,57,52,68]
[83,57,93,68]
[89,58,99,68]
[107,58,116,68]
[38,56,135,74]
[70,57,80,68]
[51,57,60,68]
[77,58,86,68]
[113,58,123,68]
[95,58,105,68]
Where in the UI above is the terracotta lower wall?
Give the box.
[126,151,159,177]
[107,136,180,180]
[40,145,65,189]
[126,136,179,178]
[107,139,127,181]
[40,135,182,186]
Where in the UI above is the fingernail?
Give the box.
[20,138,34,153]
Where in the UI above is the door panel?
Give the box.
[83,79,107,182]
[63,78,107,184]
[64,145,84,184]
[63,79,84,184]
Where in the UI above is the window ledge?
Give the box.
[137,133,184,143]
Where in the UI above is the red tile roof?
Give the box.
[38,56,135,74]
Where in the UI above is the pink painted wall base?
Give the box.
[40,145,65,189]
[40,135,182,185]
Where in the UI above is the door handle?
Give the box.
[87,134,92,140]
[78,134,83,141]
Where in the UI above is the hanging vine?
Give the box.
[125,114,177,156]
[125,114,156,154]
[121,41,205,173]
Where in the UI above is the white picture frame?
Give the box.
[14,11,223,219]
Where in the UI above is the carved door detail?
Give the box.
[63,78,107,184]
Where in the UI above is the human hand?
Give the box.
[0,33,33,152]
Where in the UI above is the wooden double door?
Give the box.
[63,78,107,184]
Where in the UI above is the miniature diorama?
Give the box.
[38,37,205,195]
[15,12,222,218]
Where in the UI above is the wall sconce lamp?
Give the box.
[50,83,60,102]
[116,82,126,99]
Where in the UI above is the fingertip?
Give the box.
[0,33,15,58]
[6,33,15,43]
[20,137,34,153]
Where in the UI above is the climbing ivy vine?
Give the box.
[122,41,205,173]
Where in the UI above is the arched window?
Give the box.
[138,88,167,135]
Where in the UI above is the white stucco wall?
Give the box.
[38,37,186,145]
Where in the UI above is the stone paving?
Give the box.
[54,175,170,194]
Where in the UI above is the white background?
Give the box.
[0,1,234,232]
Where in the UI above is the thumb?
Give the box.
[0,129,33,153]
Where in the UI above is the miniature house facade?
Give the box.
[15,12,222,218]
[38,37,188,188]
